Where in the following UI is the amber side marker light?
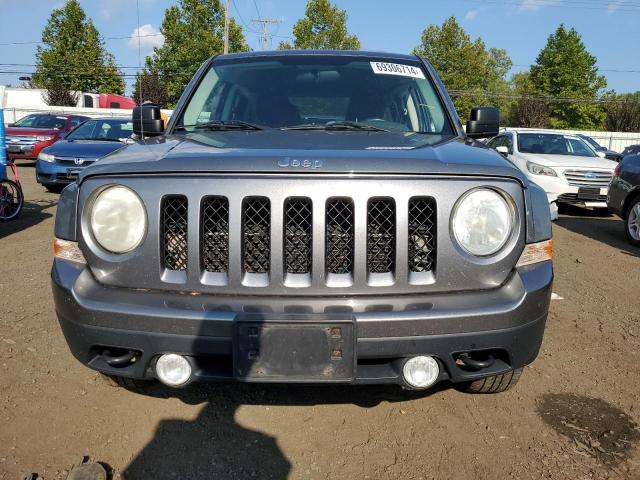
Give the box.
[516,239,552,267]
[53,238,86,264]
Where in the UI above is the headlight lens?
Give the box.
[38,152,55,162]
[452,188,513,256]
[36,135,55,142]
[527,162,557,177]
[90,185,146,253]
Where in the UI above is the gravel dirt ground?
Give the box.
[1,164,639,480]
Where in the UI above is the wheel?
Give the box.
[44,184,65,194]
[624,197,640,247]
[458,368,523,394]
[99,373,155,392]
[0,180,24,221]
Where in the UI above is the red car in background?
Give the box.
[5,113,89,161]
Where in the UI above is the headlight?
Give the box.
[527,162,557,177]
[90,185,146,253]
[38,152,55,162]
[452,188,513,256]
[36,135,55,142]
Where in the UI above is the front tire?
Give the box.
[99,373,155,392]
[458,368,523,394]
[624,197,640,247]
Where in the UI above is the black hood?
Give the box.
[80,131,528,185]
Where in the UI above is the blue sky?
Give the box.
[0,0,638,94]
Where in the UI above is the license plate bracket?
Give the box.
[234,319,355,382]
[66,168,81,180]
[6,145,22,153]
[577,187,601,200]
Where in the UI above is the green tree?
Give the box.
[529,24,606,129]
[278,0,360,50]
[32,0,124,94]
[412,17,512,122]
[132,69,170,108]
[508,72,550,128]
[602,91,640,132]
[147,0,249,106]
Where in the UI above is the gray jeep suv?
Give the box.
[52,51,553,393]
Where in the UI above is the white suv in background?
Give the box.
[487,130,618,220]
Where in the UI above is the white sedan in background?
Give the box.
[487,130,618,220]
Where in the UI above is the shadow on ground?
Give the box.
[120,382,445,479]
[0,199,56,239]
[555,205,639,258]
[537,393,640,467]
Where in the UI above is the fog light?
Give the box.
[155,354,192,386]
[402,356,439,389]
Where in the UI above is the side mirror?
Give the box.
[496,146,509,156]
[595,151,606,159]
[466,107,500,139]
[133,103,164,137]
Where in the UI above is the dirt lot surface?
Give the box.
[1,164,639,480]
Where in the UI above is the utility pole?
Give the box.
[223,0,230,54]
[251,19,282,51]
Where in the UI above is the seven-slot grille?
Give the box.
[563,170,613,188]
[160,195,437,286]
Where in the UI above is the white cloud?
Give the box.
[607,1,622,13]
[519,0,561,11]
[128,24,165,51]
[464,9,478,20]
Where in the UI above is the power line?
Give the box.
[250,18,282,50]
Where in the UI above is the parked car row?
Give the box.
[486,129,640,245]
[35,117,133,192]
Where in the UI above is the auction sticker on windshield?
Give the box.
[370,62,425,79]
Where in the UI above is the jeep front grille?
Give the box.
[242,198,271,274]
[161,196,188,271]
[159,194,438,286]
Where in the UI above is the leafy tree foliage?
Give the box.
[413,17,512,122]
[530,25,606,129]
[508,72,550,128]
[32,0,124,94]
[132,70,170,108]
[147,0,249,106]
[278,0,360,50]
[603,92,640,132]
[44,82,78,107]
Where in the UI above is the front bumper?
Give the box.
[6,141,51,160]
[52,259,553,387]
[36,159,83,185]
[529,175,609,208]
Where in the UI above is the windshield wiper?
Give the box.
[178,120,263,131]
[283,121,388,132]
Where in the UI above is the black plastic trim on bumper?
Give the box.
[52,259,552,386]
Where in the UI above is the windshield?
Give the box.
[518,133,597,157]
[14,114,66,129]
[580,135,603,150]
[178,55,453,135]
[66,118,133,141]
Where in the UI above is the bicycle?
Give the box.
[0,160,24,221]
